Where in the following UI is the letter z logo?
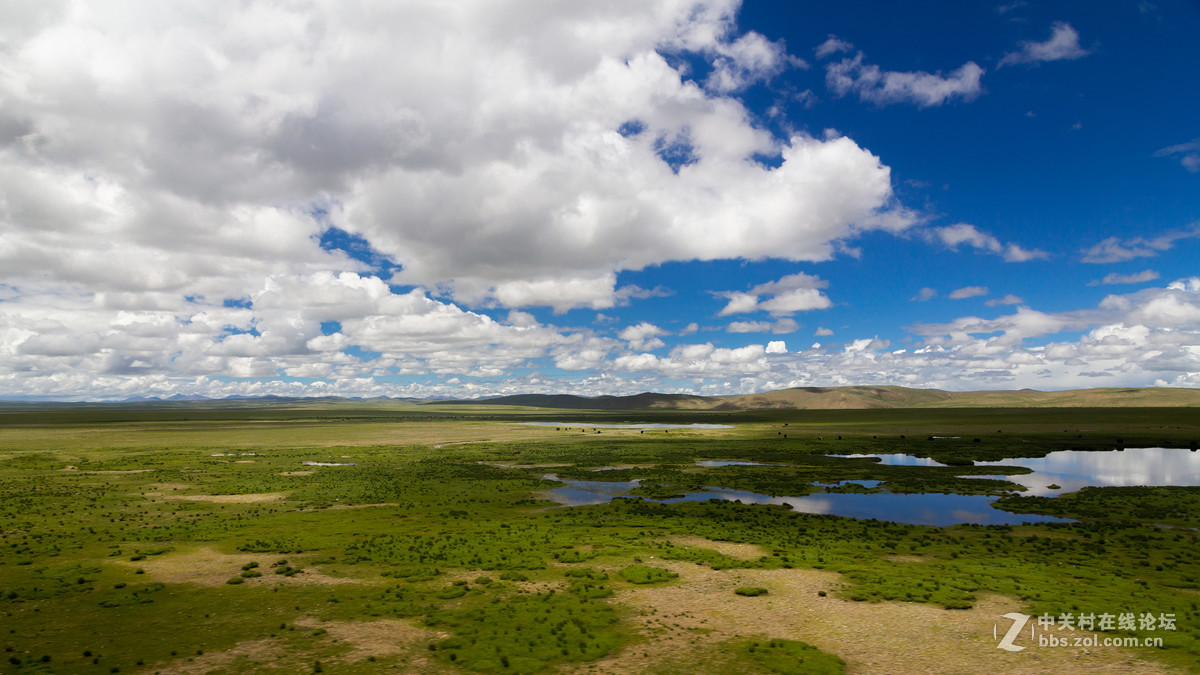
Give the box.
[996,612,1031,652]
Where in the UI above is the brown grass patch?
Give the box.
[154,492,287,503]
[886,554,929,563]
[279,470,314,476]
[294,616,451,669]
[588,555,1170,674]
[667,535,769,561]
[114,547,363,587]
[479,461,574,469]
[303,502,399,511]
[152,638,285,674]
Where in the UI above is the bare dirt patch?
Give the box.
[279,470,314,476]
[153,492,287,503]
[667,535,769,561]
[302,502,399,512]
[153,639,285,674]
[588,555,1170,674]
[480,461,574,469]
[886,554,929,563]
[294,616,451,669]
[114,547,363,587]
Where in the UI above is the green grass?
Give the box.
[0,403,1198,672]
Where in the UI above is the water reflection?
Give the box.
[542,475,1068,526]
[696,460,780,467]
[519,422,734,429]
[542,448,1199,526]
[838,453,947,467]
[975,448,1200,496]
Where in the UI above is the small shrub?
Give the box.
[735,587,768,597]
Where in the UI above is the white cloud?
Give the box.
[814,326,834,336]
[912,288,938,302]
[814,35,853,59]
[718,292,761,316]
[1153,140,1200,173]
[765,340,788,354]
[619,322,667,350]
[706,31,805,93]
[718,272,832,316]
[826,52,984,107]
[949,286,989,300]
[0,0,914,327]
[726,318,797,334]
[999,22,1090,67]
[1081,226,1200,263]
[985,294,1023,306]
[1088,270,1160,286]
[927,223,1048,261]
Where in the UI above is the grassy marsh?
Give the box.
[1,403,1198,673]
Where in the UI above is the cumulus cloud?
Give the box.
[826,52,984,107]
[927,223,1048,261]
[999,22,1091,67]
[1088,270,1160,286]
[765,340,788,354]
[912,288,938,302]
[1081,226,1200,263]
[0,0,913,320]
[1153,140,1200,173]
[814,327,834,337]
[717,272,832,316]
[555,279,1200,394]
[618,322,667,350]
[706,31,806,93]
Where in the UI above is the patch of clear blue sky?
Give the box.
[318,0,1197,366]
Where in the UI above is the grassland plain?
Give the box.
[1,402,1198,673]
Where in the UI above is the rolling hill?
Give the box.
[448,385,1200,410]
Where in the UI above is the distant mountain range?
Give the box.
[34,385,1184,408]
[444,385,1200,410]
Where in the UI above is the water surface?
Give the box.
[518,422,734,429]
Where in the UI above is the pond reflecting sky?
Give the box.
[541,448,1200,526]
[975,448,1200,496]
[518,422,734,429]
[542,475,1067,526]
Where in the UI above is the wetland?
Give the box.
[1,403,1198,673]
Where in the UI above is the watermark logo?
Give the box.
[995,612,1031,652]
[995,610,1176,651]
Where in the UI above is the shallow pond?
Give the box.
[542,448,1200,526]
[517,422,734,429]
[974,447,1200,496]
[543,474,1069,526]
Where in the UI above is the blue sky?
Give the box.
[0,0,1198,400]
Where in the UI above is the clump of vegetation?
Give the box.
[735,586,769,597]
[743,638,845,674]
[425,592,620,672]
[617,564,678,584]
